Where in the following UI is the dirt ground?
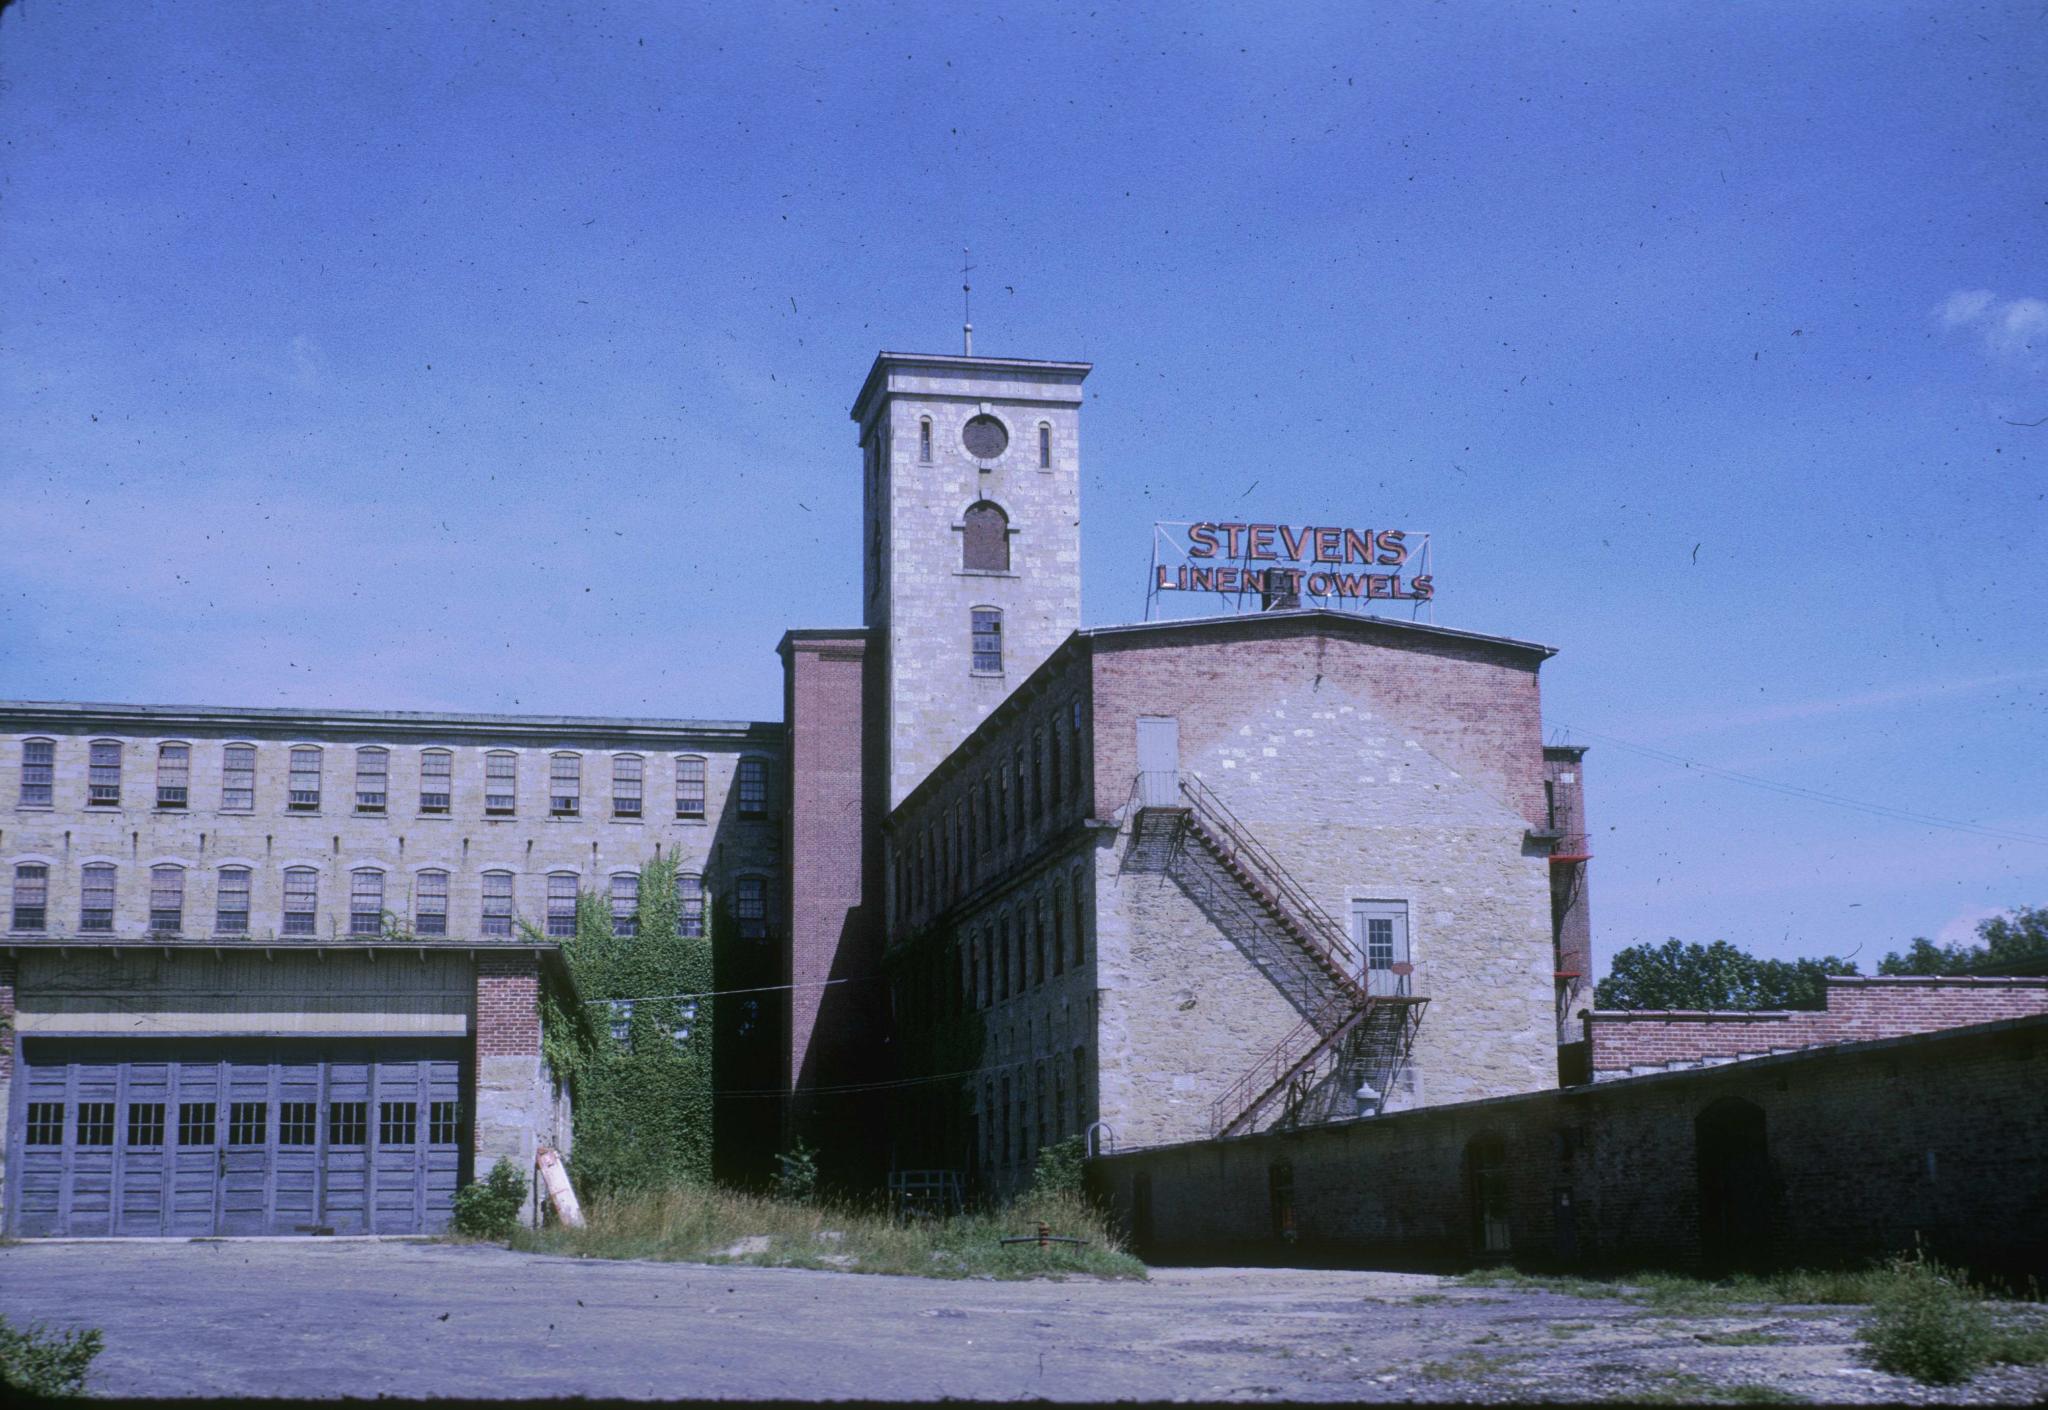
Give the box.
[3,1239,2045,1403]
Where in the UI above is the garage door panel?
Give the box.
[10,1040,469,1238]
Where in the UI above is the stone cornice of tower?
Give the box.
[849,351,1092,437]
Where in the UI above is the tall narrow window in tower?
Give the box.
[355,748,388,813]
[149,864,184,934]
[12,863,48,931]
[282,867,318,936]
[546,872,578,938]
[612,754,643,818]
[214,866,250,934]
[156,743,189,808]
[80,863,116,932]
[288,746,322,812]
[88,739,122,807]
[962,501,1009,572]
[1038,422,1051,468]
[918,417,933,462]
[1069,698,1086,793]
[19,737,55,806]
[419,750,452,814]
[676,871,704,938]
[220,743,256,811]
[971,607,1003,674]
[481,870,513,936]
[610,872,639,938]
[350,868,385,936]
[550,753,581,817]
[485,751,518,816]
[675,756,706,819]
[415,869,449,935]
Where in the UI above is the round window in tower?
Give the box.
[961,415,1009,460]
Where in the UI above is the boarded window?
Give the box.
[19,738,54,806]
[962,414,1008,459]
[481,871,513,937]
[88,740,122,806]
[215,866,251,934]
[149,864,185,933]
[419,750,452,814]
[156,743,190,808]
[676,756,706,818]
[221,743,256,810]
[485,752,517,815]
[962,501,1009,572]
[12,863,48,931]
[415,869,448,935]
[80,863,116,932]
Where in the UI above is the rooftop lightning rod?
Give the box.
[962,247,974,355]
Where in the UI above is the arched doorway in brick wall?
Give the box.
[1696,1097,1777,1274]
[1464,1133,1512,1259]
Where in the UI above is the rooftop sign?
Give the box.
[1146,522,1434,618]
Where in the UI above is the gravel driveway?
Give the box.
[4,1239,2045,1402]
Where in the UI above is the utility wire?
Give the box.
[1548,722,2048,848]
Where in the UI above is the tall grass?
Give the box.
[509,1183,1145,1281]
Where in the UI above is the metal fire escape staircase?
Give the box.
[1126,772,1429,1139]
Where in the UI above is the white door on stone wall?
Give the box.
[1136,717,1179,807]
[1352,900,1412,997]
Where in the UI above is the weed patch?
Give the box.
[1416,1350,1515,1382]
[1861,1251,1991,1385]
[0,1315,102,1399]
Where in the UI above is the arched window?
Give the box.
[415,869,449,935]
[737,757,769,817]
[215,866,251,934]
[549,753,581,817]
[349,868,386,936]
[918,416,933,462]
[12,862,48,931]
[735,874,770,939]
[962,501,1010,572]
[676,871,705,938]
[287,746,322,812]
[149,864,185,934]
[545,872,579,938]
[87,740,123,807]
[18,737,55,807]
[282,867,318,936]
[354,747,389,814]
[481,870,514,936]
[485,751,518,816]
[419,750,452,815]
[675,755,706,819]
[221,743,256,811]
[971,608,1003,674]
[80,863,116,932]
[1038,421,1051,469]
[1696,1097,1775,1275]
[612,754,643,819]
[156,743,190,809]
[610,872,639,938]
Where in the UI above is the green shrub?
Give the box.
[770,1138,818,1203]
[451,1156,529,1239]
[1029,1135,1087,1200]
[1861,1250,1992,1384]
[0,1315,103,1399]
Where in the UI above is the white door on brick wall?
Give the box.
[1136,717,1179,807]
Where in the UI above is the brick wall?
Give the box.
[1093,1014,2048,1281]
[474,950,541,1057]
[1586,976,2048,1078]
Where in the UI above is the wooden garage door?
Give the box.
[8,1039,466,1237]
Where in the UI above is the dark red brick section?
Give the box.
[1587,976,2048,1076]
[475,950,542,1057]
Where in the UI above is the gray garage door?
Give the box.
[8,1039,466,1237]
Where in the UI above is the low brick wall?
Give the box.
[1089,1015,2048,1281]
[1585,976,2048,1079]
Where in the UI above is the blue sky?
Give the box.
[2,1,2043,972]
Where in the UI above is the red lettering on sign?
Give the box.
[1376,529,1408,566]
[1222,523,1247,558]
[1248,524,1277,560]
[1279,525,1312,560]
[1187,523,1219,559]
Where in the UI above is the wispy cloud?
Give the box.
[1937,288,2048,367]
[1617,668,2048,740]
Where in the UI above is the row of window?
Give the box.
[896,863,1090,1026]
[915,414,1054,470]
[22,1098,460,1149]
[8,862,769,940]
[894,697,1087,928]
[979,1047,1089,1174]
[14,739,770,821]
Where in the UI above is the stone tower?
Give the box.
[850,352,1090,807]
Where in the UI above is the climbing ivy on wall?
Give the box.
[534,854,715,1191]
